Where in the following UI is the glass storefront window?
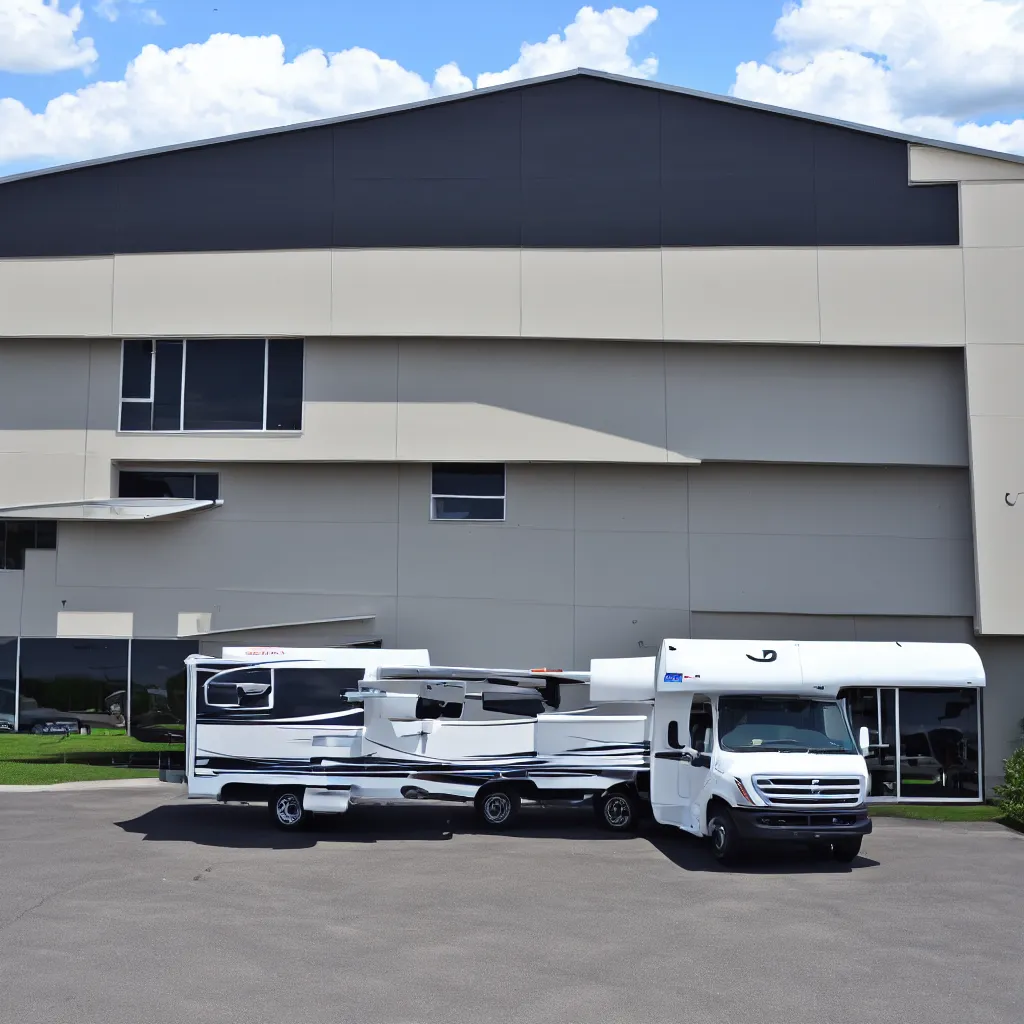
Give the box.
[18,639,129,735]
[899,687,980,799]
[129,639,198,741]
[0,638,16,734]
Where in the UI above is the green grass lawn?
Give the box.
[0,730,180,784]
[0,732,181,761]
[0,762,159,785]
[869,803,1005,822]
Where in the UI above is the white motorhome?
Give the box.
[173,638,984,865]
[181,647,647,832]
[603,638,985,862]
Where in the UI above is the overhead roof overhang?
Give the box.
[0,498,223,522]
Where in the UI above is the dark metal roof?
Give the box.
[2,66,1022,187]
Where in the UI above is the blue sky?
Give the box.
[1,1,1023,175]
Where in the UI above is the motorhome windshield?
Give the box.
[718,697,858,754]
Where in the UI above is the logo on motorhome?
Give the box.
[746,649,777,663]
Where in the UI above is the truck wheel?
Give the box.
[707,808,741,864]
[474,786,521,829]
[269,788,310,831]
[595,790,639,832]
[831,837,863,863]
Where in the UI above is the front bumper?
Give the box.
[730,804,872,843]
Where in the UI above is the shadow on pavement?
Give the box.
[115,801,879,872]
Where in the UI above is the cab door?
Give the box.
[650,691,694,829]
[678,699,714,832]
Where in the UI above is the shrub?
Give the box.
[994,747,1024,826]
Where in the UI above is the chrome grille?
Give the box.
[753,776,862,806]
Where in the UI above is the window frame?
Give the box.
[0,520,58,572]
[429,464,507,522]
[118,338,304,434]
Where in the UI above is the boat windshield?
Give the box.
[717,697,858,754]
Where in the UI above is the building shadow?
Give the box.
[115,801,879,871]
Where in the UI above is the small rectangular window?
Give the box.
[431,464,506,521]
[265,339,304,430]
[119,470,219,502]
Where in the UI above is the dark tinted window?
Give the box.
[152,340,183,430]
[431,464,506,521]
[129,638,197,741]
[432,464,505,496]
[18,639,129,733]
[273,668,366,720]
[481,695,545,717]
[119,400,152,431]
[121,340,153,399]
[203,668,272,709]
[1,521,58,570]
[184,339,265,430]
[0,638,16,730]
[266,339,303,430]
[119,471,219,501]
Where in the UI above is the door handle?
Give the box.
[655,751,690,761]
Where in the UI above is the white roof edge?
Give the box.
[3,67,1022,188]
[0,498,221,521]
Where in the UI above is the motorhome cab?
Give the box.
[599,638,984,863]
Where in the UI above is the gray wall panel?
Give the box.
[690,533,974,616]
[688,465,972,539]
[396,596,575,668]
[574,531,688,609]
[303,337,398,403]
[573,605,688,662]
[573,465,687,532]
[666,345,968,466]
[0,572,23,635]
[0,340,91,430]
[397,522,575,604]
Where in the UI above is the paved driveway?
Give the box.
[1,785,1022,1024]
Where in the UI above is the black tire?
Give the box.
[595,790,639,832]
[269,788,310,831]
[831,836,863,863]
[707,808,742,864]
[474,785,521,830]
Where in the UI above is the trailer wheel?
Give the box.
[474,785,521,829]
[595,790,639,832]
[269,788,310,831]
[831,837,863,863]
[707,808,741,864]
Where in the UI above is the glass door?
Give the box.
[897,688,982,801]
[842,687,898,800]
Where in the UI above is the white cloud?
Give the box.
[732,0,1024,154]
[0,5,658,167]
[94,0,163,25]
[0,0,97,73]
[476,4,658,88]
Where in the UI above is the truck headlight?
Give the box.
[734,778,754,804]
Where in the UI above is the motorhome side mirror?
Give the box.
[858,726,870,755]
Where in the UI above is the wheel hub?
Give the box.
[484,793,511,823]
[605,796,630,827]
[276,794,302,825]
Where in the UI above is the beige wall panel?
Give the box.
[966,344,1024,417]
[521,249,662,340]
[818,247,965,346]
[662,248,820,342]
[962,181,1024,248]
[0,429,87,456]
[396,402,683,462]
[909,144,1024,183]
[0,258,113,337]
[0,453,87,506]
[963,246,1024,344]
[966,414,1024,634]
[112,250,332,336]
[57,610,134,637]
[332,249,520,337]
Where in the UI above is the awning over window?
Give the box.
[0,498,222,521]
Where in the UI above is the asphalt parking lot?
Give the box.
[1,784,1022,1024]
